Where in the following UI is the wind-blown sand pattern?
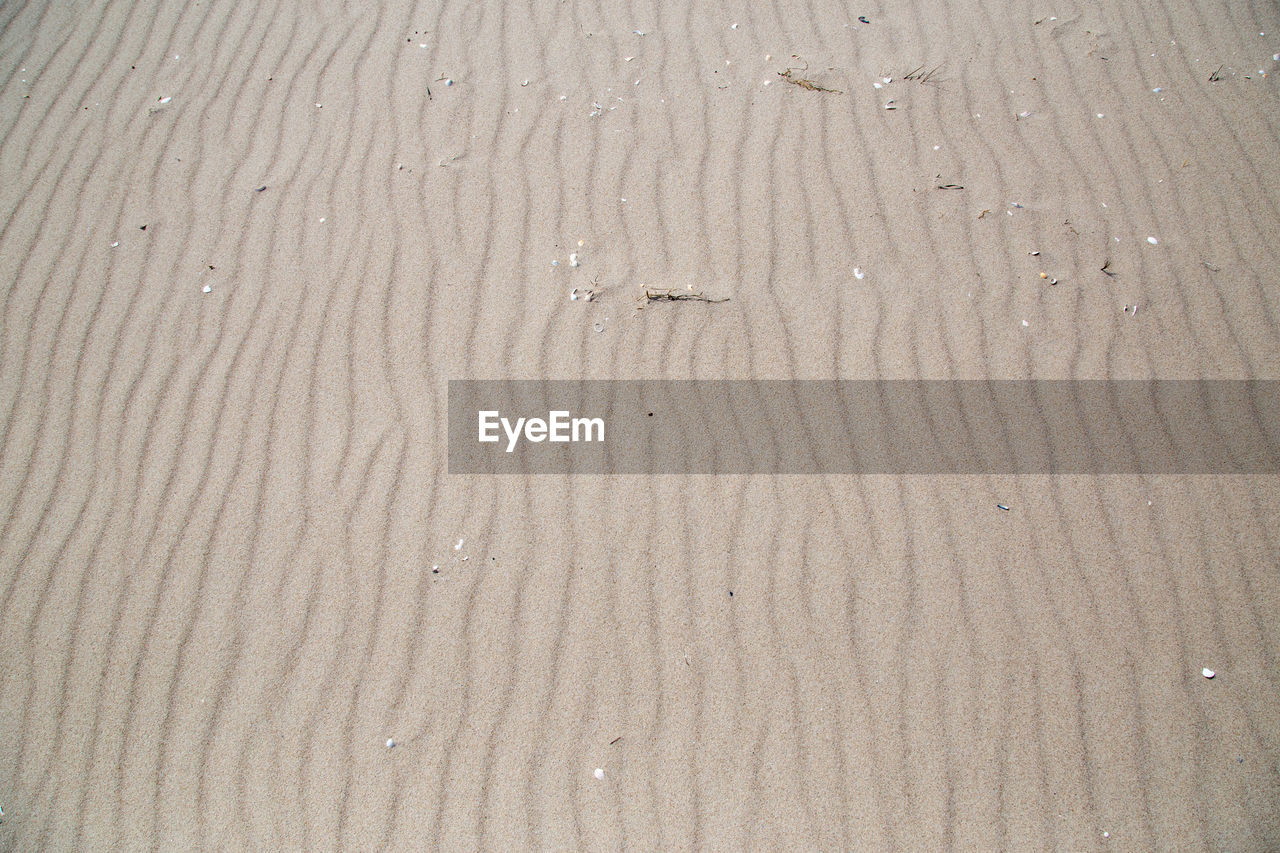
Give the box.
[2,0,1280,847]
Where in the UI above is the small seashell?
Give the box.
[1202,668,1215,679]
[594,768,605,780]
[202,284,212,293]
[158,96,172,104]
[455,538,464,550]
[1147,236,1158,244]
[853,267,864,280]
[386,739,396,748]
[569,252,579,267]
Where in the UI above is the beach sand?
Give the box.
[2,0,1279,847]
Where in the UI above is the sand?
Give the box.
[2,0,1279,847]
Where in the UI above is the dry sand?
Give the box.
[2,0,1280,848]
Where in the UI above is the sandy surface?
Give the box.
[2,0,1280,847]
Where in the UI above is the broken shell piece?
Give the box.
[854,267,865,280]
[386,739,396,748]
[202,284,212,293]
[158,96,172,104]
[1147,236,1158,244]
[569,252,580,267]
[594,768,605,780]
[1202,668,1215,679]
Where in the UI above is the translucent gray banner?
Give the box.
[447,381,1280,474]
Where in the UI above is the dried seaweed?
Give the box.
[642,289,730,304]
[778,68,842,94]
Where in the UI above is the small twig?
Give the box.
[903,64,942,84]
[1101,259,1116,277]
[1209,64,1223,82]
[936,183,964,190]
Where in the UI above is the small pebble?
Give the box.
[569,252,580,267]
[1147,236,1158,244]
[111,241,119,248]
[1202,668,1215,679]
[202,285,212,293]
[386,739,396,748]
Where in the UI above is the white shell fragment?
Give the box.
[386,738,396,748]
[202,284,212,293]
[593,768,605,780]
[853,267,864,280]
[1147,236,1158,244]
[569,252,580,267]
[1202,668,1216,679]
[454,538,464,550]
